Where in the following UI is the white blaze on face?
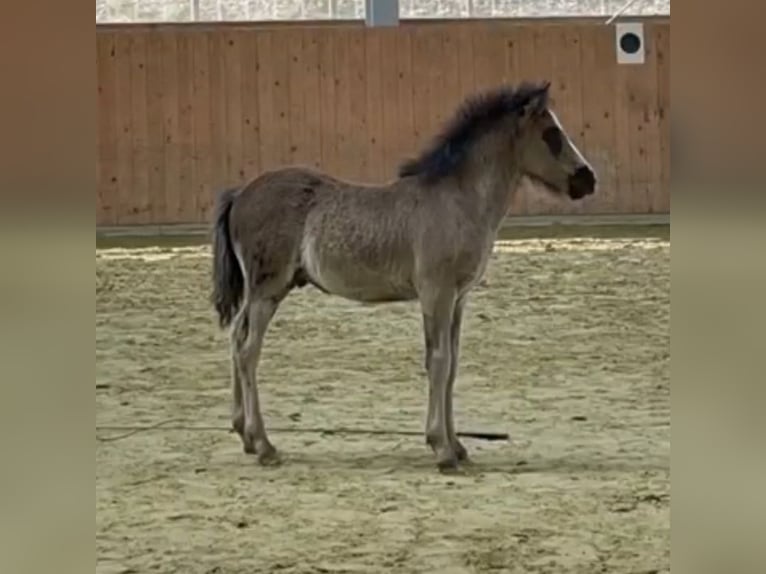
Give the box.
[550,110,594,172]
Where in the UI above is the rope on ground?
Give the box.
[96,421,510,443]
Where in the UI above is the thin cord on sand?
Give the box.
[96,420,510,443]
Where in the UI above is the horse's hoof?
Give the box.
[437,458,460,474]
[242,442,257,455]
[436,449,460,473]
[256,443,280,466]
[455,441,470,462]
[257,451,281,466]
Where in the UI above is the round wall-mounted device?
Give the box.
[616,22,645,65]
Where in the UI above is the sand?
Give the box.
[96,233,669,574]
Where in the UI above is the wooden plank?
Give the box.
[504,24,528,216]
[333,29,353,178]
[256,31,278,175]
[379,28,401,178]
[97,33,117,225]
[287,29,307,167]
[225,30,245,185]
[317,30,337,175]
[176,31,195,223]
[472,22,498,92]
[654,23,670,213]
[613,38,634,215]
[145,32,166,224]
[626,23,659,214]
[456,23,475,101]
[240,30,261,181]
[208,30,228,217]
[270,31,291,169]
[130,32,150,223]
[440,25,461,137]
[347,29,368,180]
[302,28,322,170]
[410,28,430,161]
[113,33,134,226]
[364,29,384,182]
[161,31,181,225]
[223,30,245,188]
[580,25,618,213]
[191,31,212,221]
[395,30,416,163]
[425,27,448,137]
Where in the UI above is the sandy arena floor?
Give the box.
[96,233,670,574]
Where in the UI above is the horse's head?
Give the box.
[515,82,597,200]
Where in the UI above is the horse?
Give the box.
[211,81,597,471]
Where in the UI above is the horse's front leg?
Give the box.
[446,296,469,461]
[421,288,459,471]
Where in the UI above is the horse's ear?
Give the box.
[519,82,550,119]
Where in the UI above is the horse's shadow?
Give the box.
[239,447,668,476]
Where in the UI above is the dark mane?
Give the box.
[398,82,550,184]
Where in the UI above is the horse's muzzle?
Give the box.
[567,166,596,200]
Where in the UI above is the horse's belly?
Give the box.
[301,241,416,302]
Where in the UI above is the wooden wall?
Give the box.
[96,18,670,226]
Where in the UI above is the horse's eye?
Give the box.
[542,126,563,156]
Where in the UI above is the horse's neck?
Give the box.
[464,157,520,234]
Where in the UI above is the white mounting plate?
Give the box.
[616,22,645,65]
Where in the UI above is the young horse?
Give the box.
[211,81,596,471]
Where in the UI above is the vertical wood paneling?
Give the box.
[287,30,307,167]
[176,31,195,222]
[364,29,384,182]
[129,33,150,223]
[223,30,245,187]
[145,32,166,223]
[626,26,658,214]
[410,29,430,154]
[97,34,117,224]
[161,32,181,224]
[207,30,227,218]
[333,30,353,177]
[240,30,261,181]
[256,32,277,175]
[113,33,133,225]
[302,29,322,170]
[655,24,670,213]
[396,30,416,161]
[440,27,461,119]
[97,20,670,225]
[271,32,292,168]
[379,29,401,177]
[191,32,211,218]
[348,30,368,180]
[613,43,634,215]
[425,28,447,133]
[317,31,337,174]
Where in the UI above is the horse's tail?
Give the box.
[211,187,244,329]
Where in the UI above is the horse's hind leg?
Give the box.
[234,294,285,465]
[229,306,248,443]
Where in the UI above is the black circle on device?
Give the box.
[620,32,642,54]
